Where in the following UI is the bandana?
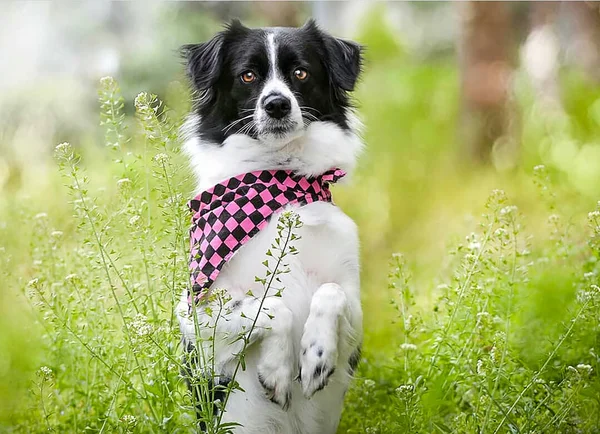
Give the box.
[188,168,346,305]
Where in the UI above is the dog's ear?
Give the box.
[181,20,248,91]
[303,19,363,92]
[181,35,224,91]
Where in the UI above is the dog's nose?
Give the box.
[263,94,291,119]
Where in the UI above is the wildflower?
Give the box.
[436,283,449,290]
[395,384,414,395]
[533,164,546,172]
[592,284,600,292]
[27,278,39,288]
[589,210,600,220]
[576,364,593,376]
[54,142,71,153]
[153,153,169,164]
[128,215,141,226]
[404,314,413,330]
[99,76,115,86]
[490,346,497,363]
[65,274,78,282]
[117,178,131,189]
[399,343,417,352]
[477,359,485,376]
[37,366,53,380]
[130,313,152,338]
[34,213,48,220]
[120,414,137,430]
[364,379,376,389]
[500,205,518,216]
[50,230,63,238]
[134,92,149,110]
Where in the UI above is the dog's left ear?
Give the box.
[303,19,363,92]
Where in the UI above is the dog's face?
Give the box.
[182,20,362,147]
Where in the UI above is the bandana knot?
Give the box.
[187,168,345,305]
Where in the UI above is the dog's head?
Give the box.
[182,19,362,148]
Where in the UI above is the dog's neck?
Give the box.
[183,114,364,194]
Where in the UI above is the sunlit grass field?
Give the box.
[1,25,600,433]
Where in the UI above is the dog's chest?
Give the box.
[211,200,358,307]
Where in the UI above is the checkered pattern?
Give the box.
[188,168,346,306]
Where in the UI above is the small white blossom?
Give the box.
[395,384,414,395]
[130,313,152,338]
[117,178,131,188]
[27,278,39,287]
[55,142,71,153]
[65,274,78,282]
[34,213,48,220]
[128,215,141,226]
[120,414,137,429]
[589,210,600,220]
[576,364,593,376]
[533,164,546,172]
[476,359,485,376]
[37,366,53,380]
[364,379,376,389]
[399,343,417,352]
[50,230,63,238]
[153,153,169,164]
[500,205,518,216]
[100,76,115,86]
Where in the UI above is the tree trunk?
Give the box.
[458,1,516,164]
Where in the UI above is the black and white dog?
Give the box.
[176,20,364,434]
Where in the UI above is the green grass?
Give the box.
[1,29,600,433]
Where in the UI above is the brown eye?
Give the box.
[294,68,308,81]
[241,71,256,83]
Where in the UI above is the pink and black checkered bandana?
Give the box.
[188,168,345,305]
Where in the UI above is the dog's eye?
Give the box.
[240,71,256,84]
[294,68,308,81]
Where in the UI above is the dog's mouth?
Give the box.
[258,119,299,138]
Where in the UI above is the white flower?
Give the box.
[477,359,485,376]
[395,384,414,395]
[533,164,546,172]
[65,274,78,282]
[34,213,48,220]
[588,210,600,220]
[55,142,71,153]
[500,205,518,216]
[476,311,490,318]
[120,414,137,428]
[27,278,39,287]
[576,364,593,375]
[364,379,376,389]
[100,76,115,86]
[117,178,131,188]
[37,366,53,380]
[130,313,152,338]
[50,230,63,238]
[153,153,169,164]
[128,215,141,226]
[399,343,417,352]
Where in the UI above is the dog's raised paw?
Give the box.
[298,336,338,398]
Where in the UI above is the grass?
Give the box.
[1,29,600,433]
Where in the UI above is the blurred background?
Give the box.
[1,0,600,427]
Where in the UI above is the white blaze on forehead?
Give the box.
[267,32,278,78]
[261,31,293,99]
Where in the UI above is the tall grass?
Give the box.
[1,63,599,433]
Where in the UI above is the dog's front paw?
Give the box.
[258,357,293,410]
[298,328,338,398]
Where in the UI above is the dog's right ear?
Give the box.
[181,20,248,91]
[181,35,224,91]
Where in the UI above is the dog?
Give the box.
[176,19,364,434]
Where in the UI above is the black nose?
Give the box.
[263,94,291,119]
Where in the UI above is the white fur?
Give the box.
[177,31,364,434]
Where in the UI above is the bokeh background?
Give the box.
[1,1,600,430]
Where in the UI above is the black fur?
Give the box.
[182,19,363,144]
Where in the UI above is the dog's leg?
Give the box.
[299,282,355,398]
[187,295,295,410]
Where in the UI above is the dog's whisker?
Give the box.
[222,114,255,133]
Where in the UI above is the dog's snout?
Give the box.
[263,94,291,119]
